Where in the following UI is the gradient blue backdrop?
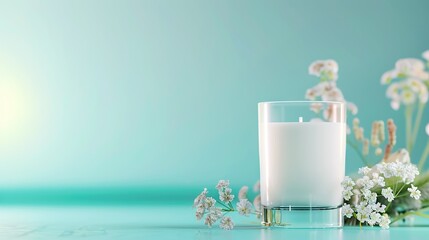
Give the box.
[0,0,428,194]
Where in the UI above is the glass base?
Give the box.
[261,205,343,228]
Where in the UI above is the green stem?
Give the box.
[228,202,234,210]
[386,184,406,212]
[418,139,429,171]
[347,139,370,166]
[217,201,231,210]
[390,206,429,224]
[405,105,413,152]
[410,102,426,154]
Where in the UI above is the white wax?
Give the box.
[259,122,346,207]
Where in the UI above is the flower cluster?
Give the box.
[306,60,358,119]
[381,54,429,110]
[193,180,260,230]
[342,149,421,229]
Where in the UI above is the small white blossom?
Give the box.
[343,203,354,218]
[379,214,391,229]
[371,202,386,213]
[204,197,216,209]
[238,186,248,200]
[204,207,222,227]
[356,212,369,223]
[381,70,398,84]
[401,88,416,105]
[220,216,234,230]
[204,215,216,227]
[193,188,208,207]
[390,100,400,110]
[372,173,385,187]
[395,58,425,77]
[368,192,378,204]
[195,204,205,220]
[368,212,381,226]
[423,50,429,61]
[356,176,375,189]
[342,189,353,201]
[358,166,371,176]
[308,59,338,81]
[408,184,421,200]
[382,187,394,202]
[219,188,234,203]
[216,180,230,191]
[236,199,252,216]
[341,176,356,189]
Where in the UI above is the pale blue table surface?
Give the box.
[0,205,428,240]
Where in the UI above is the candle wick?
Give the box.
[299,117,303,123]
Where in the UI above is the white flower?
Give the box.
[371,202,386,213]
[343,203,354,218]
[379,214,391,229]
[321,87,345,101]
[423,50,429,61]
[342,189,353,201]
[309,59,339,80]
[408,184,421,200]
[368,212,381,226]
[341,176,355,201]
[238,186,248,200]
[220,216,234,230]
[195,204,205,220]
[372,174,385,187]
[426,123,429,136]
[305,88,317,100]
[236,199,252,216]
[406,78,428,103]
[395,58,425,77]
[219,188,234,203]
[204,197,216,209]
[401,88,416,105]
[356,212,369,223]
[204,215,216,227]
[356,176,375,189]
[358,166,372,175]
[341,176,356,188]
[204,207,222,227]
[216,180,230,191]
[381,70,398,84]
[382,187,394,202]
[362,190,377,204]
[391,100,400,110]
[194,188,208,207]
[309,61,325,77]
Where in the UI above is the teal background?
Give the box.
[0,0,429,201]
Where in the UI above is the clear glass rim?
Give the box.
[258,100,344,105]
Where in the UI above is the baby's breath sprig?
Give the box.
[193,180,261,230]
[342,151,421,229]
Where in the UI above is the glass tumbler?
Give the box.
[258,101,346,228]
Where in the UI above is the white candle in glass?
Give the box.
[259,120,346,207]
[258,101,346,207]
